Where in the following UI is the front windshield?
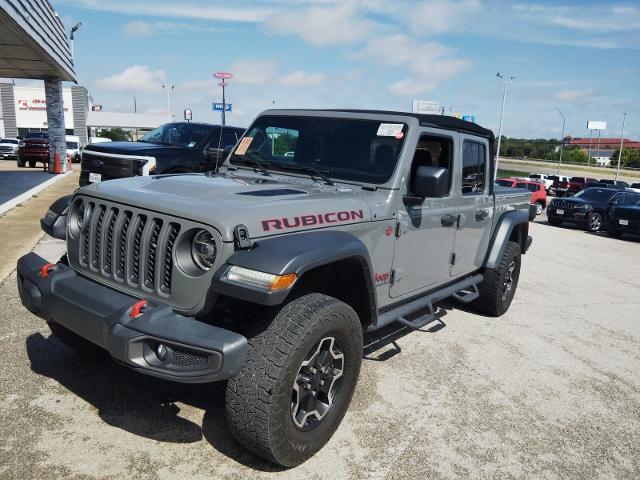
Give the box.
[66,142,78,149]
[141,123,214,148]
[230,115,407,184]
[1,138,18,144]
[574,188,615,202]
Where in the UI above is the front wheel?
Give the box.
[472,241,521,317]
[225,293,363,467]
[28,159,37,168]
[17,160,25,167]
[588,212,603,232]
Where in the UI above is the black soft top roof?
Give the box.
[330,109,495,142]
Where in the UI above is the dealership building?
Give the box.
[0,82,169,146]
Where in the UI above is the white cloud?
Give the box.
[406,0,481,34]
[122,20,154,37]
[280,70,326,87]
[58,0,272,22]
[359,34,472,96]
[229,58,276,85]
[266,2,374,47]
[95,65,166,93]
[555,88,597,102]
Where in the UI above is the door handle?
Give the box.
[475,209,489,221]
[441,214,456,227]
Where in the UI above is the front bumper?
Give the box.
[17,252,247,383]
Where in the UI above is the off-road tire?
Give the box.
[47,321,105,357]
[473,241,521,317]
[225,293,363,467]
[28,159,37,168]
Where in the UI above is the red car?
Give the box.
[17,133,49,168]
[567,176,598,195]
[496,178,548,215]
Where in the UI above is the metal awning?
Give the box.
[0,0,75,81]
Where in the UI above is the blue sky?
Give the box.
[48,0,639,139]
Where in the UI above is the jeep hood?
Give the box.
[78,172,373,241]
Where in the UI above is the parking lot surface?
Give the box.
[0,164,52,205]
[1,219,639,479]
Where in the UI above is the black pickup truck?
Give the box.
[79,122,245,186]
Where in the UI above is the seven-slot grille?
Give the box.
[78,201,181,297]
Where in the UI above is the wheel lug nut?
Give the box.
[320,379,325,386]
[311,390,317,397]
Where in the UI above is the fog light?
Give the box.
[155,343,168,361]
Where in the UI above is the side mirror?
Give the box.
[412,166,449,198]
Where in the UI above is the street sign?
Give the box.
[412,100,439,115]
[587,121,606,130]
[214,72,233,79]
[212,103,232,112]
[184,108,192,121]
[462,115,476,123]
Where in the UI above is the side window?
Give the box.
[462,141,486,194]
[409,135,453,196]
[526,183,539,193]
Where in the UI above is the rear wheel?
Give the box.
[535,202,544,215]
[588,212,603,232]
[17,159,25,167]
[473,241,521,317]
[226,293,363,467]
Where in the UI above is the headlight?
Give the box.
[191,230,217,270]
[581,204,591,210]
[68,199,86,237]
[224,266,297,291]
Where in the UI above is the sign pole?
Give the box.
[214,72,233,127]
[587,129,593,166]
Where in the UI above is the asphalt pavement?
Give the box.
[0,218,639,479]
[0,165,52,205]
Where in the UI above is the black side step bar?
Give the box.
[371,274,483,331]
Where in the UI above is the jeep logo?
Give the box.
[261,209,364,231]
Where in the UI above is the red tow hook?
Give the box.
[39,263,56,278]
[130,300,148,319]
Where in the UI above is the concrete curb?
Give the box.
[0,171,72,216]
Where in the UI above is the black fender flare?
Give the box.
[212,230,377,311]
[484,210,530,269]
[40,194,74,239]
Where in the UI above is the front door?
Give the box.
[451,136,493,277]
[390,131,458,298]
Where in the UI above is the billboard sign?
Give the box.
[214,72,233,79]
[587,121,606,130]
[412,100,440,115]
[462,115,476,123]
[212,103,232,112]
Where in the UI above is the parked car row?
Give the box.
[496,177,547,215]
[547,186,640,238]
[528,173,634,197]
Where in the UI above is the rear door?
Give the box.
[451,136,494,277]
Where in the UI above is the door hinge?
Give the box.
[395,220,409,238]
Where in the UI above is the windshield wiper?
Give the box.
[231,151,271,176]
[271,163,335,186]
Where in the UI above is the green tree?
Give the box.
[549,146,589,164]
[99,128,131,141]
[609,147,640,169]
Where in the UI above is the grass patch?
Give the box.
[497,169,529,179]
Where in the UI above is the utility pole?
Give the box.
[162,84,175,119]
[615,113,627,182]
[587,128,593,166]
[556,108,565,174]
[495,73,515,178]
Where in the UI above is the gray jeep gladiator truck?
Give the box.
[17,109,532,467]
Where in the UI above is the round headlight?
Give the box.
[191,230,217,270]
[68,199,85,237]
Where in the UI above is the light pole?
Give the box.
[213,72,233,126]
[556,108,565,174]
[615,112,627,182]
[70,22,82,62]
[495,73,515,178]
[162,84,175,119]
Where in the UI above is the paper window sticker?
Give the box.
[377,123,404,137]
[235,137,253,155]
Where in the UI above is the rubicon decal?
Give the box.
[262,209,364,231]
